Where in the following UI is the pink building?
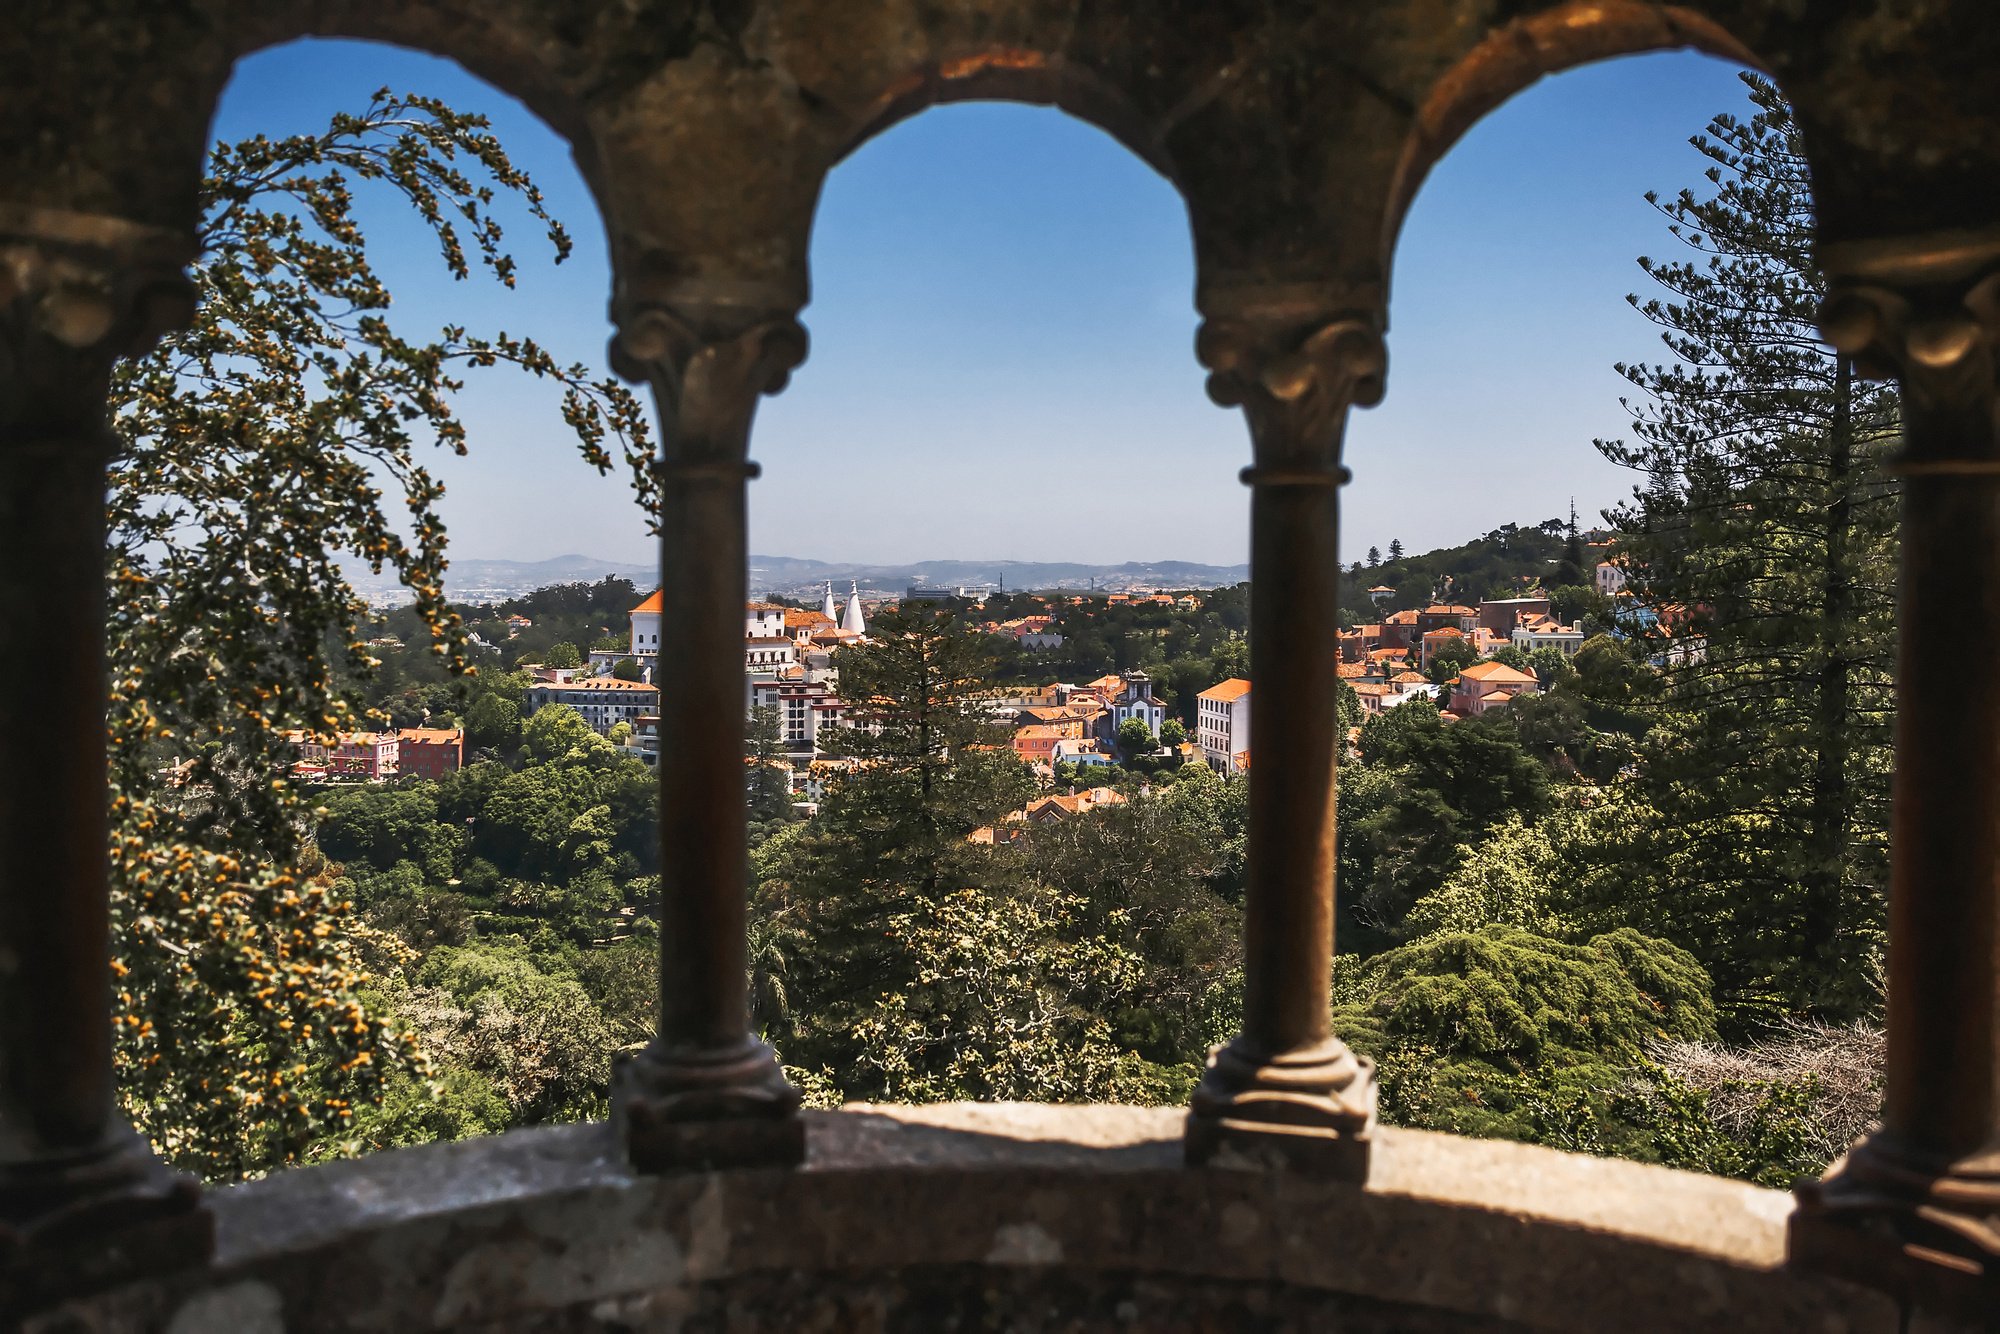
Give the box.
[291,731,399,781]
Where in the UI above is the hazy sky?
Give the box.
[213,42,1755,570]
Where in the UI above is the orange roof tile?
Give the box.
[397,727,463,744]
[1458,661,1538,684]
[632,589,663,614]
[536,677,660,693]
[1198,678,1251,703]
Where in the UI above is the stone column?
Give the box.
[0,208,209,1308]
[1184,293,1382,1176]
[609,294,806,1171]
[1790,231,2000,1319]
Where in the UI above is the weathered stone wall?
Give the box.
[6,0,2000,316]
[30,1105,1930,1333]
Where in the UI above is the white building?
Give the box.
[748,677,847,758]
[1102,670,1166,741]
[1595,559,1628,597]
[1510,619,1586,657]
[745,635,798,674]
[630,588,663,658]
[1196,678,1251,773]
[525,676,661,736]
[588,588,665,679]
[1050,737,1115,769]
[623,714,660,767]
[745,602,788,638]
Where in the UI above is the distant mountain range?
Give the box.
[747,555,1249,596]
[344,553,1249,606]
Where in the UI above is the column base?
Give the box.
[613,1036,804,1173]
[1789,1131,2000,1322]
[1184,1036,1377,1178]
[0,1123,210,1316]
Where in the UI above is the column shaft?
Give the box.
[1184,307,1382,1176]
[0,434,119,1165]
[1240,475,1339,1055]
[1789,256,2000,1318]
[609,300,805,1172]
[656,462,752,1051]
[1883,460,2000,1155]
[0,213,209,1313]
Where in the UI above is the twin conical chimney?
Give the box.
[841,581,866,635]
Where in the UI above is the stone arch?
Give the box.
[828,48,1181,186]
[1382,2,1769,279]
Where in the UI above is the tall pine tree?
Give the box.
[752,607,1035,1074]
[1593,74,1899,1026]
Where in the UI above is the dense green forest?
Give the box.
[1338,518,1576,617]
[299,593,1869,1188]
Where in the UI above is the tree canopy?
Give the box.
[106,90,650,1178]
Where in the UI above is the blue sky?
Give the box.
[213,42,1755,569]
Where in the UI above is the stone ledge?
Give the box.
[32,1105,1930,1332]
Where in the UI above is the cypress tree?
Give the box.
[1593,74,1899,1025]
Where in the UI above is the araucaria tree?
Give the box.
[1594,73,1899,1024]
[758,609,1034,1047]
[108,90,651,1177]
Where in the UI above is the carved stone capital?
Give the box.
[1818,227,2000,455]
[1195,311,1386,479]
[610,301,807,464]
[0,206,196,445]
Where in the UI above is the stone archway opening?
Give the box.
[741,101,1260,1110]
[111,35,662,1179]
[1336,47,1895,1190]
